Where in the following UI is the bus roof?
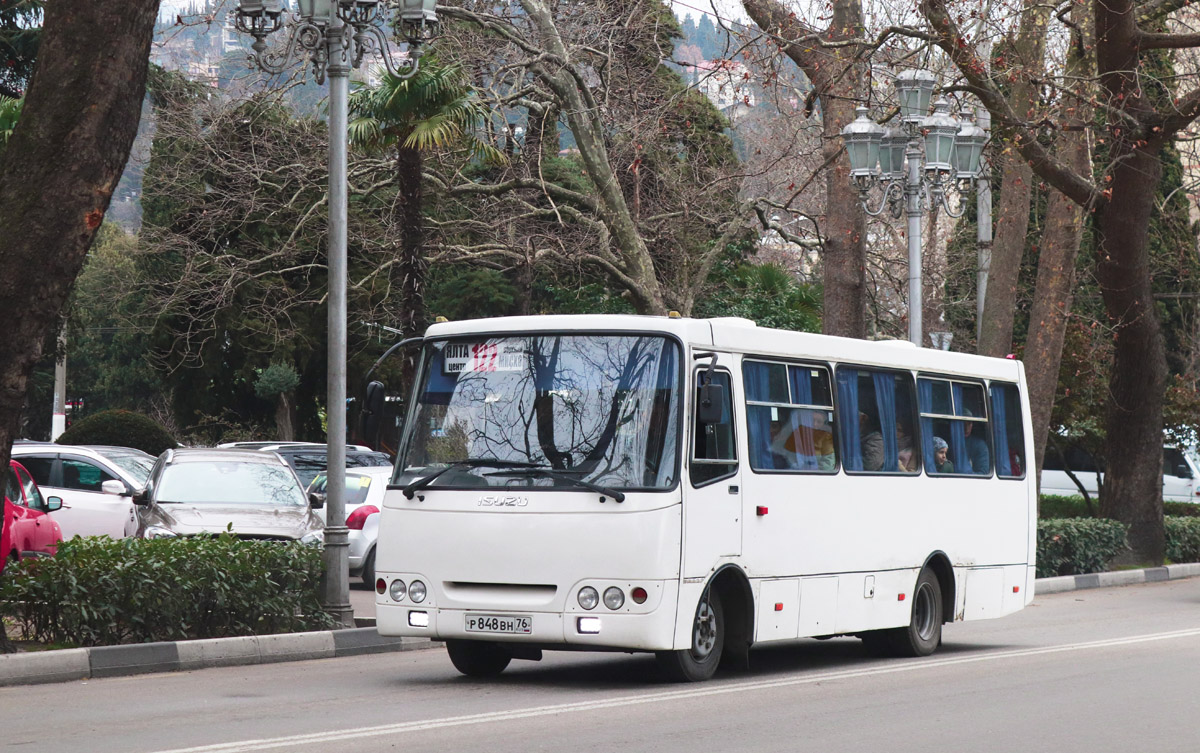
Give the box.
[422,314,1024,383]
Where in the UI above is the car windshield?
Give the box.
[310,473,375,507]
[101,453,154,485]
[156,461,306,506]
[398,334,681,491]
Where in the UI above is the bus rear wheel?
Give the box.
[656,587,724,682]
[446,639,512,677]
[861,568,943,658]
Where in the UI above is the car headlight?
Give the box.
[409,580,427,603]
[299,530,324,545]
[143,525,177,540]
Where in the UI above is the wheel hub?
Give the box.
[691,598,717,660]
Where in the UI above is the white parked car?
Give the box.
[10,443,153,539]
[1041,444,1200,503]
[308,465,390,585]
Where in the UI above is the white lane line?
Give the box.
[149,627,1200,753]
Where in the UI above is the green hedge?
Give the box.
[1165,517,1200,563]
[57,409,177,456]
[1036,519,1129,578]
[0,535,334,647]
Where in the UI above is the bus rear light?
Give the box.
[346,505,380,530]
[577,616,602,634]
[375,578,387,595]
[408,611,429,628]
[631,587,648,604]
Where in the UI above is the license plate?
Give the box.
[465,614,532,634]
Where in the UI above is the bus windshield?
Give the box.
[398,334,681,491]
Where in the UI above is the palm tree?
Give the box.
[348,60,499,338]
[0,96,22,151]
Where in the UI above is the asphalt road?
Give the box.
[5,580,1199,753]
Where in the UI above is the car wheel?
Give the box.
[445,640,511,677]
[360,548,376,587]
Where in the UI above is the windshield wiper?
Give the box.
[487,467,626,503]
[401,458,544,499]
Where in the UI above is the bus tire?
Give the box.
[656,587,724,682]
[892,567,943,657]
[446,640,511,677]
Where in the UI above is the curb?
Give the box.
[0,627,437,687]
[1034,562,1200,595]
[3,564,1197,687]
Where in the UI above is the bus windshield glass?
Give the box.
[398,334,681,491]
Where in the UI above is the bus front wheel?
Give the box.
[656,587,724,682]
[446,639,512,677]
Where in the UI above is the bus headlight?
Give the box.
[409,580,427,603]
[577,586,599,610]
[389,579,407,601]
[603,587,625,610]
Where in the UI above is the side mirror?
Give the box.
[132,489,151,506]
[1177,464,1193,479]
[359,379,386,450]
[45,496,62,512]
[308,491,327,509]
[697,382,726,425]
[101,479,129,496]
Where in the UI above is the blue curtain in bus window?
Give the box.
[836,369,862,471]
[744,361,775,470]
[991,386,1012,476]
[950,383,971,474]
[788,366,816,470]
[872,372,899,472]
[918,379,937,474]
[423,348,459,405]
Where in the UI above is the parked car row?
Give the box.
[2,441,393,559]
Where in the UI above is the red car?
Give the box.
[2,459,64,571]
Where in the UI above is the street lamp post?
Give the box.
[840,71,986,347]
[234,0,438,627]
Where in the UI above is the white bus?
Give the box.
[374,315,1036,681]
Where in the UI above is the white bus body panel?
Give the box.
[377,314,1036,656]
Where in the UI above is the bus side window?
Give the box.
[990,383,1026,478]
[691,371,737,486]
[744,360,837,473]
[835,367,918,474]
[919,378,992,476]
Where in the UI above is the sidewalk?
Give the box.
[3,565,1198,687]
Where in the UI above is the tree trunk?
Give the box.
[978,152,1031,356]
[275,392,295,442]
[1027,11,1093,481]
[0,0,160,473]
[396,145,427,337]
[977,2,1052,357]
[1095,148,1168,563]
[742,0,867,338]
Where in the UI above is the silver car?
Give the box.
[136,448,324,543]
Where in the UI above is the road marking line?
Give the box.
[147,627,1200,753]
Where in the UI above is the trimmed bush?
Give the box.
[57,409,177,456]
[1164,501,1200,518]
[1037,519,1129,578]
[1165,516,1200,563]
[1039,495,1092,519]
[0,534,334,647]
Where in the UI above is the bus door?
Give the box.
[683,356,742,577]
